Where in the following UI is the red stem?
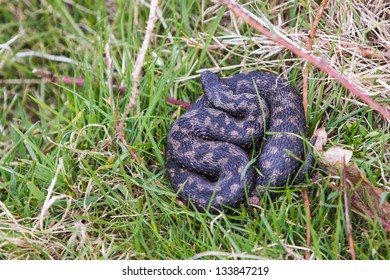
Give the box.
[219,0,390,120]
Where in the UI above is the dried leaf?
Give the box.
[322,147,353,166]
[314,128,390,232]
[313,127,327,152]
[345,163,390,221]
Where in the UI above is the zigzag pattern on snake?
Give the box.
[165,70,312,212]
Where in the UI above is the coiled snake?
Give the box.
[165,71,312,212]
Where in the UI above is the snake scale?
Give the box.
[165,70,312,212]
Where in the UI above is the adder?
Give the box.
[165,70,312,212]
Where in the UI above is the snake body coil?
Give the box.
[166,71,310,211]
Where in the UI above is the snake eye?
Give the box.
[233,114,245,121]
[202,172,220,183]
[199,132,214,141]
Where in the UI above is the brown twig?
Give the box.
[103,42,140,160]
[301,0,328,260]
[32,69,127,93]
[342,158,356,260]
[301,189,312,260]
[115,0,159,146]
[32,69,80,86]
[302,0,328,118]
[218,0,390,120]
[32,69,190,112]
[165,97,192,110]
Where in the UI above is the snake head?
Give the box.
[200,70,235,109]
[201,71,220,97]
[201,70,230,93]
[200,70,218,83]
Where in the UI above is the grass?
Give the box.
[0,0,389,260]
